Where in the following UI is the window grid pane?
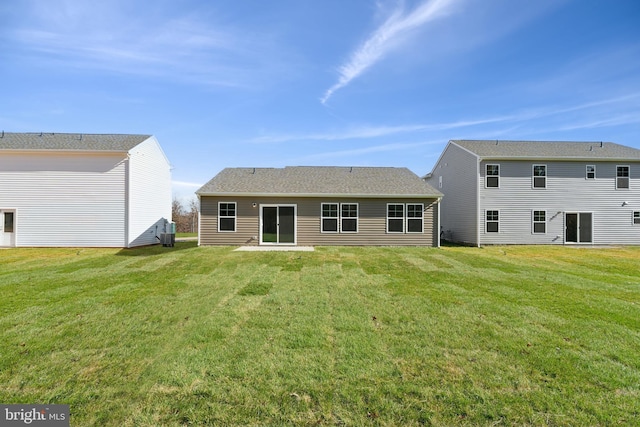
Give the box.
[388,204,404,218]
[486,210,498,233]
[486,164,499,188]
[533,210,546,234]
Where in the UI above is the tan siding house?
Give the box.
[197,167,442,247]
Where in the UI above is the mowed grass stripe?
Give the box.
[1,243,639,425]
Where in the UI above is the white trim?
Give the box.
[198,192,442,198]
[485,209,499,233]
[532,209,547,234]
[586,164,596,179]
[406,203,424,234]
[616,165,630,189]
[564,211,594,244]
[320,203,339,233]
[485,163,500,188]
[532,164,547,189]
[385,203,424,234]
[0,208,17,247]
[218,201,237,232]
[340,202,359,234]
[259,204,297,245]
[386,203,405,233]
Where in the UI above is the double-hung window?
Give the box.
[321,203,339,232]
[406,204,424,233]
[341,204,358,233]
[617,166,630,189]
[633,211,640,225]
[218,202,236,232]
[387,204,405,233]
[486,210,499,233]
[387,204,424,233]
[533,210,546,234]
[321,203,358,233]
[533,165,546,188]
[486,164,499,188]
[586,165,596,179]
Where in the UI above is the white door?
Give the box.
[1,210,16,247]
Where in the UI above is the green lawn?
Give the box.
[1,244,639,426]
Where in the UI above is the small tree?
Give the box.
[172,197,198,233]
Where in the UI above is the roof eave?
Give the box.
[478,155,640,162]
[196,192,442,199]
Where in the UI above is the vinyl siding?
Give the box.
[0,151,127,247]
[127,137,172,247]
[426,143,479,245]
[200,196,439,246]
[479,160,640,245]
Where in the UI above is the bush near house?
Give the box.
[1,244,639,426]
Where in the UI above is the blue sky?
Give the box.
[2,0,639,202]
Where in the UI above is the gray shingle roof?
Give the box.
[0,132,152,151]
[452,140,640,160]
[197,166,442,197]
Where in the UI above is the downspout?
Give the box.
[197,194,202,246]
[476,157,481,247]
[437,197,442,248]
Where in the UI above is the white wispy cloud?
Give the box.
[321,0,461,104]
[250,115,515,143]
[172,181,204,188]
[7,1,278,87]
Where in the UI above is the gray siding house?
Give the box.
[425,140,640,246]
[197,166,442,247]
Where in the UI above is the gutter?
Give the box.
[196,192,444,199]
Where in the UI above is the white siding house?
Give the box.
[425,140,640,246]
[0,133,172,248]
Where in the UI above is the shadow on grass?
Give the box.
[115,240,198,256]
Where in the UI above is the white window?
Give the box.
[218,202,236,232]
[617,166,630,189]
[341,203,358,233]
[533,165,546,188]
[406,204,424,233]
[321,203,358,233]
[633,211,640,225]
[533,210,546,234]
[486,210,499,233]
[387,204,404,233]
[321,203,338,232]
[486,164,499,188]
[586,165,596,179]
[386,204,425,234]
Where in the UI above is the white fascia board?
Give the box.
[197,192,443,199]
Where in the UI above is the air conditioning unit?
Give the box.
[160,233,175,247]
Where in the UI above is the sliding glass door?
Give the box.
[261,205,296,244]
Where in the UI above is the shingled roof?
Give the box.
[452,140,640,160]
[0,132,152,151]
[197,166,442,198]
